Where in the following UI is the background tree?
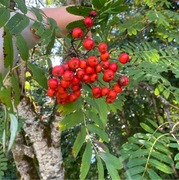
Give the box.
[0,0,179,179]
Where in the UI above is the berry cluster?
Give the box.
[46,10,130,104]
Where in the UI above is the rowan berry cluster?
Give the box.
[46,10,130,104]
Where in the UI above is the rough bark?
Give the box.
[12,98,64,180]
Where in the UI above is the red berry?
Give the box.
[72,27,83,39]
[47,88,56,97]
[85,66,95,74]
[118,53,130,64]
[100,52,110,61]
[83,38,95,50]
[101,87,110,96]
[71,83,81,91]
[80,60,87,69]
[109,62,118,72]
[113,83,122,93]
[90,73,98,83]
[89,10,97,17]
[87,56,99,67]
[82,74,90,83]
[68,58,80,70]
[84,17,93,28]
[95,64,103,73]
[106,97,115,103]
[60,80,71,88]
[52,65,65,77]
[74,90,81,98]
[98,43,108,53]
[71,75,80,85]
[101,61,110,69]
[68,93,78,102]
[107,90,117,99]
[57,85,66,94]
[63,62,70,71]
[92,87,101,98]
[103,70,114,82]
[63,70,74,81]
[48,78,58,89]
[118,76,129,86]
[76,69,85,79]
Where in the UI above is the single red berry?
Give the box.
[95,64,103,73]
[76,69,85,79]
[118,76,129,86]
[68,93,78,102]
[107,90,117,99]
[113,83,122,93]
[100,52,110,61]
[87,55,99,67]
[74,90,81,98]
[89,10,97,17]
[101,61,110,69]
[60,79,71,88]
[90,73,98,83]
[82,74,90,83]
[63,70,74,81]
[63,62,70,71]
[84,17,93,28]
[92,87,101,98]
[106,97,115,103]
[118,53,130,64]
[52,65,65,77]
[72,27,84,39]
[71,75,80,85]
[68,58,80,70]
[109,62,118,72]
[56,91,68,99]
[83,38,95,50]
[103,69,114,82]
[98,43,108,53]
[48,78,58,89]
[101,87,110,96]
[80,60,87,69]
[71,83,82,91]
[57,85,66,94]
[46,88,56,97]
[85,66,95,74]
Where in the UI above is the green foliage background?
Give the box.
[0,0,179,179]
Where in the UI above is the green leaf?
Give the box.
[3,26,13,68]
[66,6,92,17]
[66,19,85,30]
[29,7,43,22]
[149,158,173,174]
[59,109,84,131]
[100,152,122,170]
[147,169,162,180]
[72,126,86,158]
[58,97,83,116]
[96,155,104,180]
[0,0,10,7]
[174,153,179,161]
[169,143,179,148]
[27,62,47,89]
[15,34,29,61]
[175,162,179,169]
[106,163,120,180]
[125,166,145,177]
[14,0,27,14]
[11,73,20,107]
[92,0,107,10]
[127,157,147,168]
[87,124,109,142]
[0,8,10,28]
[140,122,154,133]
[80,141,92,180]
[6,13,29,35]
[151,151,173,164]
[8,114,18,151]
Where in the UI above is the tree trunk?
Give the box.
[12,98,64,180]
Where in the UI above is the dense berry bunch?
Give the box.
[46,10,130,104]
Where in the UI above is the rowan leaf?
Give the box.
[80,141,92,180]
[3,27,13,68]
[66,6,92,17]
[27,62,47,89]
[96,155,104,180]
[8,114,18,151]
[0,8,10,28]
[72,126,86,158]
[59,109,84,131]
[15,34,29,61]
[14,0,27,14]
